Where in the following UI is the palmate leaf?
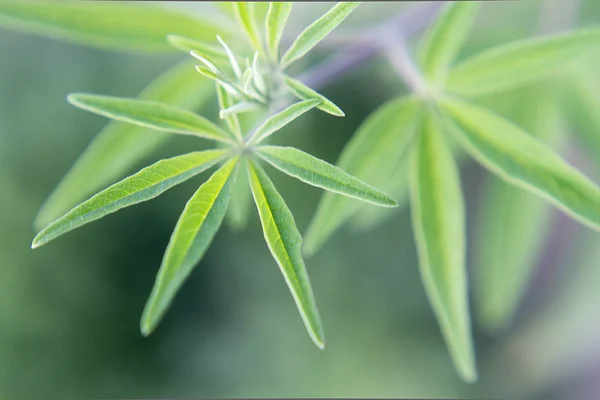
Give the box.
[281,2,360,69]
[265,2,293,60]
[418,1,480,82]
[410,114,476,383]
[257,146,397,207]
[142,157,239,335]
[284,76,345,117]
[232,2,264,54]
[440,97,600,231]
[68,94,233,144]
[473,85,564,332]
[34,61,213,230]
[250,99,320,144]
[0,0,227,52]
[304,97,422,256]
[248,159,325,349]
[446,28,600,97]
[32,150,229,249]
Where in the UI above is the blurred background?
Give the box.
[0,1,598,399]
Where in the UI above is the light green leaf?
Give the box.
[418,1,480,82]
[250,99,320,144]
[233,2,264,54]
[473,86,563,332]
[248,159,325,349]
[258,146,397,207]
[34,61,213,230]
[167,34,229,61]
[440,97,600,231]
[409,114,476,383]
[0,0,227,52]
[304,97,422,256]
[281,2,360,69]
[217,34,242,79]
[141,157,239,335]
[68,94,233,144]
[265,2,293,60]
[284,75,344,117]
[216,82,243,142]
[446,28,600,97]
[32,150,228,249]
[220,102,260,119]
[225,160,252,231]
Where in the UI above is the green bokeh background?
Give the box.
[1,1,599,399]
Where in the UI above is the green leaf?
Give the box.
[34,61,213,230]
[167,34,229,61]
[281,2,360,69]
[284,75,344,117]
[0,0,227,52]
[225,160,253,232]
[265,2,293,60]
[141,157,239,335]
[409,114,476,383]
[216,83,243,141]
[250,99,320,144]
[258,146,397,207]
[440,97,600,231]
[68,94,233,144]
[418,1,480,82]
[32,150,228,249]
[247,159,325,349]
[446,28,600,97]
[304,97,422,256]
[233,2,264,54]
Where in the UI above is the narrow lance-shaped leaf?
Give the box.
[410,114,476,383]
[0,0,228,52]
[248,160,325,349]
[167,34,229,61]
[233,2,265,54]
[249,99,320,144]
[440,97,600,231]
[284,75,345,117]
[304,97,422,256]
[216,83,243,141]
[445,28,600,97]
[68,94,233,144]
[34,61,213,230]
[281,2,360,69]
[265,2,293,60]
[32,150,229,249]
[225,160,253,231]
[141,157,239,335]
[418,1,480,82]
[473,85,564,332]
[258,146,397,207]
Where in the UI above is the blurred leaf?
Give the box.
[248,159,325,349]
[440,97,600,231]
[265,2,293,60]
[284,75,345,117]
[216,82,243,141]
[220,102,260,119]
[250,99,320,144]
[141,157,239,335]
[473,86,563,332]
[167,34,229,60]
[409,114,476,383]
[32,150,228,248]
[418,1,479,83]
[446,28,600,97]
[217,34,243,79]
[233,2,264,54]
[34,61,213,230]
[225,159,252,231]
[349,156,410,232]
[304,97,422,256]
[68,94,233,144]
[0,0,227,52]
[281,2,360,69]
[258,146,397,207]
